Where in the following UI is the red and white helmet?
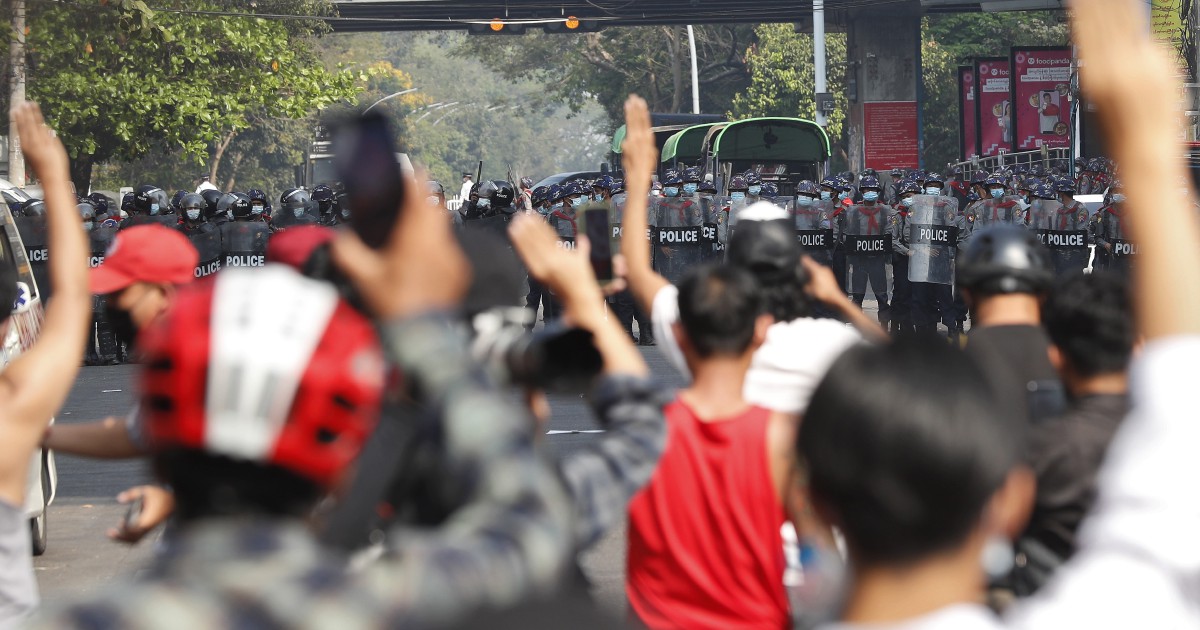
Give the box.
[139,265,384,487]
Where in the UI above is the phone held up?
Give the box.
[333,110,406,250]
[578,202,614,284]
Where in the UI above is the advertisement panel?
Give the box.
[974,58,1012,157]
[1011,47,1073,151]
[959,66,979,160]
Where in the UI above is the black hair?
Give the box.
[1042,271,1133,378]
[798,337,1018,566]
[757,265,812,322]
[676,264,763,358]
[154,449,321,522]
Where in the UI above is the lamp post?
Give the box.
[363,87,419,113]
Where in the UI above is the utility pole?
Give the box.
[814,0,828,128]
[8,0,25,186]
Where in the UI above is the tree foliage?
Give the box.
[25,0,359,192]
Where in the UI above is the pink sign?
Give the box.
[974,58,1012,157]
[1011,47,1073,150]
[959,66,979,160]
[863,101,919,171]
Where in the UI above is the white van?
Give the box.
[0,196,56,556]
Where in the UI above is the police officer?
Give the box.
[592,175,616,202]
[277,188,316,229]
[846,175,891,326]
[78,199,97,232]
[741,170,762,202]
[122,185,175,229]
[661,170,683,199]
[489,180,518,216]
[170,190,189,215]
[888,180,923,335]
[1093,180,1132,274]
[200,189,228,227]
[246,188,273,225]
[176,193,214,235]
[312,184,339,227]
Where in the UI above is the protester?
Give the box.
[1010,271,1134,596]
[799,1,1200,627]
[32,168,573,628]
[0,103,91,625]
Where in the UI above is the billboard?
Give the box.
[974,58,1012,157]
[958,66,979,160]
[1011,47,1073,151]
[864,101,919,171]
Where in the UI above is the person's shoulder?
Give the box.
[770,317,862,347]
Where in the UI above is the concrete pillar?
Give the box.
[845,1,922,172]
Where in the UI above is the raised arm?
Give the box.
[619,96,670,315]
[0,103,91,506]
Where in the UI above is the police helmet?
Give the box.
[179,193,206,216]
[200,189,225,221]
[1033,184,1057,200]
[923,172,946,187]
[1087,157,1106,172]
[727,175,749,192]
[311,184,336,214]
[1052,178,1076,194]
[547,184,567,203]
[984,172,1006,187]
[969,171,989,186]
[662,170,683,186]
[490,180,517,208]
[279,188,312,215]
[899,180,923,196]
[698,179,717,194]
[77,200,97,221]
[613,180,626,195]
[957,225,1053,295]
[819,176,841,191]
[858,175,882,191]
[682,167,703,184]
[531,186,549,206]
[134,185,171,216]
[223,193,253,219]
[760,183,779,198]
[474,180,498,203]
[593,175,616,191]
[742,170,762,186]
[22,199,46,217]
[170,190,188,212]
[87,193,111,216]
[794,180,819,197]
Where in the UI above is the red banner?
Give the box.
[1011,47,1073,150]
[959,66,979,160]
[974,58,1012,157]
[863,101,919,171]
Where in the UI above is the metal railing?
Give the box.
[948,146,1073,182]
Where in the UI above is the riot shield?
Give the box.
[547,207,578,250]
[219,221,270,269]
[272,208,318,231]
[652,197,704,284]
[973,196,1023,227]
[188,227,223,278]
[87,226,117,269]
[841,204,891,295]
[907,195,959,285]
[461,214,510,242]
[696,195,723,261]
[1030,199,1089,275]
[1101,208,1136,269]
[764,196,794,211]
[14,215,49,300]
[608,195,654,249]
[792,201,834,265]
[121,214,179,230]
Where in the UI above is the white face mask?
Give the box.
[925,187,942,196]
[292,207,305,219]
[186,209,201,221]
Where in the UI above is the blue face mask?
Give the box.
[862,191,879,202]
[292,207,305,219]
[571,196,586,208]
[797,196,814,207]
[477,198,491,209]
[838,190,851,200]
[552,201,564,209]
[901,197,915,208]
[748,185,762,196]
[251,203,264,215]
[186,209,201,221]
[149,203,160,216]
[819,191,832,201]
[683,183,698,195]
[730,192,746,202]
[925,187,941,196]
[664,187,679,197]
[989,188,1005,199]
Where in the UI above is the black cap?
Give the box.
[727,202,801,279]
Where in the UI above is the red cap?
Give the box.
[90,225,199,295]
[266,225,336,270]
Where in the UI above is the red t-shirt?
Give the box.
[626,399,788,629]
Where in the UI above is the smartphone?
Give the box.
[581,204,614,282]
[334,111,405,249]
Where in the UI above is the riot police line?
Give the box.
[459,164,1134,340]
[9,183,351,365]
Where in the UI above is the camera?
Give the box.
[469,307,602,392]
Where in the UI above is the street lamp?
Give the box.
[363,87,419,113]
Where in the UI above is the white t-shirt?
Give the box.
[651,285,863,413]
[459,179,474,202]
[819,604,999,630]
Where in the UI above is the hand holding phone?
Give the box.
[581,204,614,283]
[334,111,406,250]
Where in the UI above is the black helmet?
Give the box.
[22,199,46,217]
[179,193,206,220]
[957,225,1053,295]
[170,190,188,212]
[87,193,111,216]
[217,192,252,220]
[134,185,171,216]
[311,184,336,215]
[682,167,703,183]
[490,180,516,208]
[279,188,312,216]
[200,189,225,221]
[858,175,882,191]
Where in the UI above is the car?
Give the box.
[532,171,609,190]
[0,195,56,556]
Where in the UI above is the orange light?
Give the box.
[490,18,505,32]
[565,16,580,29]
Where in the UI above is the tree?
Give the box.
[729,24,850,165]
[25,0,359,192]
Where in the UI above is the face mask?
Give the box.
[730,192,746,202]
[82,221,93,231]
[571,196,586,208]
[1111,193,1126,203]
[251,203,264,215]
[838,190,851,200]
[797,196,814,207]
[664,187,679,197]
[748,185,762,196]
[901,197,915,208]
[819,191,832,201]
[225,210,234,221]
[477,199,491,209]
[989,188,1005,199]
[552,201,564,210]
[683,183,698,195]
[103,301,138,350]
[149,204,160,216]
[862,191,879,202]
[925,187,941,196]
[292,207,305,219]
[186,209,201,221]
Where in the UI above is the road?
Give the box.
[34,345,694,616]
